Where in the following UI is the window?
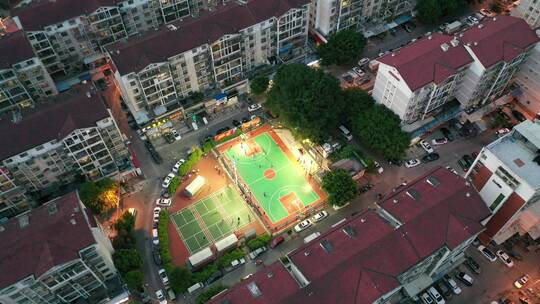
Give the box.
[490,194,505,211]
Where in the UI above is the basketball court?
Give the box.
[219,128,325,224]
[170,186,255,253]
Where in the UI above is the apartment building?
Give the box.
[0,191,120,304]
[108,0,310,125]
[456,16,539,110]
[0,86,132,218]
[373,33,473,124]
[309,0,362,37]
[210,167,491,304]
[466,120,540,245]
[512,0,540,28]
[514,30,540,117]
[0,30,57,114]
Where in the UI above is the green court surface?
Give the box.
[170,186,254,254]
[224,132,320,223]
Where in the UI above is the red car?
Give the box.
[270,236,285,248]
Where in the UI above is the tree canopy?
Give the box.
[250,76,270,95]
[113,249,143,274]
[317,29,366,66]
[351,104,410,160]
[416,0,464,24]
[266,64,343,143]
[78,178,118,214]
[322,169,358,207]
[124,270,144,291]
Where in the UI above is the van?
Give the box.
[339,125,353,141]
[166,288,176,301]
[187,282,204,294]
[303,232,321,244]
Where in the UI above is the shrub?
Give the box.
[196,285,227,304]
[168,176,181,196]
[246,233,272,251]
[216,248,245,270]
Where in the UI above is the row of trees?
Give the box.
[416,0,465,24]
[266,64,409,160]
[168,148,204,195]
[112,212,145,291]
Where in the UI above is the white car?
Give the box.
[158,269,169,286]
[156,197,172,207]
[152,228,159,245]
[311,211,328,223]
[172,159,185,173]
[352,67,365,78]
[155,290,167,304]
[171,129,181,141]
[153,207,161,222]
[514,274,531,288]
[445,166,458,175]
[480,8,496,17]
[405,159,421,168]
[431,138,448,146]
[162,173,175,188]
[427,287,445,304]
[496,250,514,267]
[445,277,462,294]
[358,57,370,66]
[294,219,312,232]
[420,140,434,153]
[420,292,434,304]
[477,245,497,262]
[374,161,383,174]
[248,246,267,260]
[248,103,262,112]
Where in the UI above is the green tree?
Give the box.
[196,285,227,304]
[113,211,137,250]
[168,176,181,196]
[250,76,270,95]
[113,249,143,274]
[490,0,503,13]
[440,0,465,15]
[317,29,366,66]
[416,0,442,24]
[78,178,118,214]
[341,88,375,122]
[351,104,410,160]
[114,211,135,232]
[124,270,144,291]
[322,169,358,207]
[246,233,272,251]
[266,64,343,143]
[169,267,194,293]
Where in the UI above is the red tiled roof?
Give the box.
[481,192,526,242]
[0,192,96,289]
[378,33,473,91]
[460,16,539,68]
[470,162,493,190]
[108,0,309,75]
[0,87,110,160]
[12,0,115,31]
[212,167,491,304]
[0,30,35,69]
[209,262,300,304]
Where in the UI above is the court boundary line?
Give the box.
[170,210,209,254]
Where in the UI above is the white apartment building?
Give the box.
[0,86,133,218]
[0,30,57,113]
[372,33,473,124]
[512,0,540,28]
[309,0,363,37]
[465,120,540,245]
[514,30,540,117]
[108,0,310,125]
[0,191,120,304]
[456,16,539,110]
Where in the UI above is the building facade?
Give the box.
[0,86,132,219]
[514,30,540,117]
[210,167,491,303]
[0,191,121,304]
[511,0,540,29]
[309,0,363,38]
[466,119,540,245]
[0,30,57,114]
[373,33,473,124]
[108,0,310,125]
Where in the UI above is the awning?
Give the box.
[153,105,167,116]
[394,13,413,25]
[214,92,227,100]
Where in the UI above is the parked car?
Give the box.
[162,173,175,188]
[443,275,461,294]
[358,57,370,66]
[420,292,434,304]
[270,236,285,248]
[249,246,267,259]
[477,245,497,262]
[465,257,481,274]
[422,153,440,163]
[445,166,458,175]
[311,211,328,222]
[153,248,162,265]
[171,129,181,141]
[514,274,531,288]
[230,257,246,269]
[495,128,511,136]
[480,8,496,17]
[158,269,169,286]
[155,290,167,304]
[420,140,434,153]
[205,270,223,285]
[440,127,454,141]
[435,281,452,300]
[156,197,172,207]
[232,119,241,127]
[427,286,445,304]
[248,103,262,112]
[163,132,175,144]
[455,272,474,286]
[403,23,413,33]
[512,110,526,122]
[153,207,161,223]
[496,250,514,267]
[431,138,448,146]
[457,158,470,172]
[352,67,365,78]
[172,159,185,173]
[404,159,420,168]
[294,219,312,232]
[519,297,531,304]
[167,288,176,301]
